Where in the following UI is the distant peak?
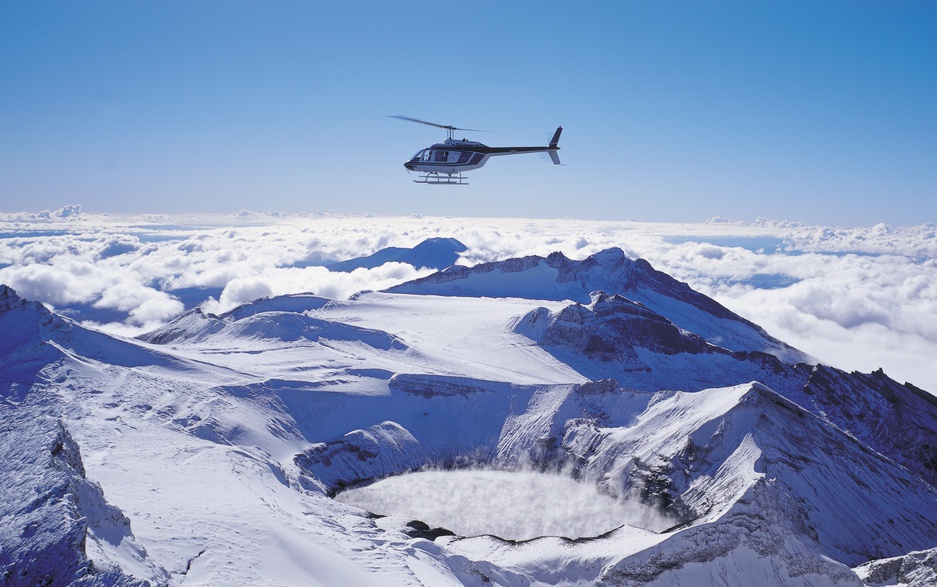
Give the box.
[415,237,467,250]
[327,237,467,273]
[589,247,627,265]
[547,247,627,267]
[0,284,22,310]
[0,285,75,364]
[0,285,49,317]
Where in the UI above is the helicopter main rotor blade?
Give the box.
[389,115,488,133]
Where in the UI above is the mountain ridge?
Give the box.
[388,247,807,362]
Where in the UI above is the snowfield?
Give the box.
[2,246,937,586]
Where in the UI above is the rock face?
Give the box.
[513,291,788,387]
[542,292,710,358]
[0,283,71,368]
[798,365,937,492]
[0,415,94,586]
[0,411,162,586]
[855,548,937,587]
[297,421,425,494]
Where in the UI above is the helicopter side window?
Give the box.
[421,150,433,162]
[433,151,449,162]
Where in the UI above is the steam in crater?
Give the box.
[336,468,670,541]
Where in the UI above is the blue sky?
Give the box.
[1,1,935,225]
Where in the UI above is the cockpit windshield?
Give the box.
[411,149,434,162]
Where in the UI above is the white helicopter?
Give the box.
[392,115,562,185]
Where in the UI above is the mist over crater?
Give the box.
[336,467,671,541]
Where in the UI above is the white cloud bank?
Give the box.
[2,208,935,393]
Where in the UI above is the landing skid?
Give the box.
[413,172,468,185]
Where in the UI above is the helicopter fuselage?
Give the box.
[404,139,493,174]
[404,127,562,176]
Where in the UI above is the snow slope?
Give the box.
[388,248,807,362]
[3,244,937,586]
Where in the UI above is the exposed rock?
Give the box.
[0,412,163,586]
[855,547,937,587]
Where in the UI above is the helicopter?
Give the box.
[392,115,562,185]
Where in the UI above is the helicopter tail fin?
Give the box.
[548,126,562,165]
[549,126,562,149]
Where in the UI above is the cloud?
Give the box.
[95,280,185,323]
[204,262,433,315]
[2,211,935,393]
[97,235,142,259]
[657,247,937,391]
[0,204,83,222]
[0,262,101,306]
[216,277,275,310]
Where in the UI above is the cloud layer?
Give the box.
[2,208,935,393]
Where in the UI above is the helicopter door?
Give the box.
[431,151,461,163]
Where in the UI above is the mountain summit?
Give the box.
[390,247,806,361]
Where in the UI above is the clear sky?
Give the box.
[2,1,935,226]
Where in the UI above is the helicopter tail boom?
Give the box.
[483,126,563,163]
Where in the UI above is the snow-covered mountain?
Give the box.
[2,248,937,586]
[326,237,467,272]
[389,248,806,362]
